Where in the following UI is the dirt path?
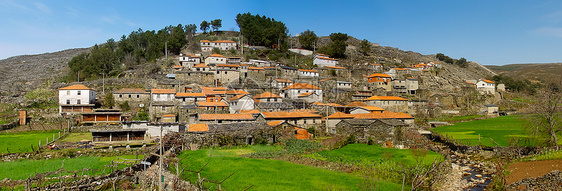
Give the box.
[506,159,562,184]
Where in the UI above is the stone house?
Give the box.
[253,92,283,103]
[228,57,241,64]
[151,89,175,102]
[149,101,177,122]
[113,88,150,103]
[200,40,237,52]
[204,54,227,67]
[196,101,229,111]
[175,93,206,105]
[192,64,211,72]
[58,84,96,115]
[179,54,202,69]
[279,66,298,78]
[335,119,406,143]
[391,78,419,94]
[367,73,392,92]
[298,69,319,78]
[336,81,353,90]
[246,67,266,80]
[267,120,313,140]
[214,68,240,86]
[325,111,414,133]
[483,104,499,115]
[364,95,408,112]
[197,113,257,123]
[271,78,293,89]
[280,83,323,101]
[261,111,322,127]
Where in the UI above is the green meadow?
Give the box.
[0,130,62,153]
[433,115,532,147]
[0,155,143,180]
[312,144,443,166]
[178,145,406,191]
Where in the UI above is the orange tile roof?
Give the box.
[326,103,342,107]
[393,68,410,71]
[193,64,209,68]
[196,102,228,107]
[267,120,285,126]
[248,67,264,71]
[59,84,94,90]
[172,65,182,68]
[465,81,475,85]
[226,90,249,95]
[209,54,225,58]
[317,53,329,56]
[282,83,321,90]
[199,113,254,120]
[275,78,292,83]
[319,78,332,82]
[152,89,175,94]
[200,40,211,43]
[292,109,317,113]
[175,93,205,97]
[325,66,345,69]
[213,40,236,43]
[189,124,209,132]
[327,112,354,119]
[313,102,326,106]
[357,106,385,111]
[253,99,262,103]
[299,69,318,73]
[298,92,314,97]
[114,88,147,94]
[162,114,176,117]
[317,57,337,61]
[239,109,260,114]
[217,64,240,68]
[481,79,495,84]
[345,101,367,107]
[253,92,281,99]
[367,73,391,78]
[364,96,408,101]
[228,94,250,101]
[262,111,322,119]
[351,111,413,119]
[240,63,248,66]
[371,63,382,66]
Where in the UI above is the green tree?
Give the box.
[528,82,562,148]
[200,20,210,33]
[455,57,468,68]
[319,32,348,58]
[236,12,288,47]
[298,29,317,50]
[103,92,115,108]
[211,19,222,31]
[359,39,371,55]
[184,24,197,34]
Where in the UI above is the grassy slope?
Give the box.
[314,144,443,166]
[433,115,528,147]
[0,155,143,180]
[178,146,402,191]
[0,130,62,153]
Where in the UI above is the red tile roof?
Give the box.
[199,113,254,120]
[196,102,228,107]
[175,93,205,97]
[367,73,391,78]
[217,64,240,68]
[282,83,321,90]
[228,94,251,101]
[213,40,236,43]
[351,111,414,119]
[275,78,292,83]
[193,64,209,68]
[327,112,354,119]
[299,69,318,73]
[239,109,260,114]
[345,101,367,107]
[357,106,385,111]
[188,124,209,132]
[248,67,265,71]
[59,84,94,90]
[209,54,225,58]
[481,79,495,84]
[253,92,281,99]
[325,66,345,69]
[162,114,176,117]
[262,111,322,119]
[267,120,284,126]
[152,89,175,94]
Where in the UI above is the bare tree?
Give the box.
[528,81,562,148]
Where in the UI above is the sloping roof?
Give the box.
[393,68,410,71]
[228,94,251,101]
[317,57,337,61]
[188,124,209,132]
[208,54,225,58]
[253,92,282,99]
[172,65,182,68]
[200,40,211,43]
[248,67,265,71]
[481,79,495,84]
[327,112,354,119]
[298,92,314,97]
[351,111,414,119]
[152,89,175,94]
[59,84,94,91]
[367,73,391,78]
[213,40,236,43]
[262,111,322,119]
[357,106,385,111]
[162,114,176,117]
[345,101,368,107]
[299,69,318,73]
[114,88,148,94]
[267,120,285,126]
[282,83,321,90]
[364,96,408,101]
[275,78,292,83]
[196,102,228,107]
[225,90,249,95]
[175,93,205,97]
[199,113,255,120]
[239,109,261,114]
[193,64,209,68]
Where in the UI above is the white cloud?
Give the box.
[533,27,562,38]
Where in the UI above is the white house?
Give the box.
[313,54,338,67]
[204,54,227,67]
[253,92,283,103]
[228,94,255,113]
[192,64,210,72]
[391,78,418,94]
[476,79,495,95]
[298,69,319,77]
[336,81,353,90]
[364,95,408,112]
[249,59,271,67]
[281,83,322,101]
[151,89,176,102]
[200,40,237,52]
[271,78,293,89]
[175,93,206,104]
[58,84,96,115]
[179,54,202,69]
[349,106,385,114]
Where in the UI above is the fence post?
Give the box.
[59,132,61,139]
[39,140,41,148]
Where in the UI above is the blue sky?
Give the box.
[2,0,562,65]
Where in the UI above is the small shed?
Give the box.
[90,129,147,143]
[483,104,499,115]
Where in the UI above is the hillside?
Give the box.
[488,63,562,82]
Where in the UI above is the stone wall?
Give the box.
[0,120,18,131]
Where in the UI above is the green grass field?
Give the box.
[433,115,530,147]
[58,132,92,143]
[433,115,485,123]
[178,146,403,191]
[0,155,144,180]
[312,144,443,166]
[0,130,62,153]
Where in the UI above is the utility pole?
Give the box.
[159,124,163,191]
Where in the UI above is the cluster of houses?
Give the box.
[57,39,506,147]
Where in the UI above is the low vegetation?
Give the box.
[0,130,62,153]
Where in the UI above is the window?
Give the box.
[157,94,160,99]
[77,91,81,95]
[162,106,165,111]
[66,100,70,104]
[136,95,140,98]
[66,91,70,95]
[119,94,122,98]
[77,99,81,104]
[128,94,131,98]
